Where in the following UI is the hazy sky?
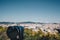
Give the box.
[0,0,60,23]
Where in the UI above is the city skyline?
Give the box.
[0,0,60,23]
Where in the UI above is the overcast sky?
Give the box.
[0,0,60,23]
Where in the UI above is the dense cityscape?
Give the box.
[0,22,60,34]
[0,22,60,40]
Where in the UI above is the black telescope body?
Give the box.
[6,26,24,40]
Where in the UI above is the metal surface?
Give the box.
[6,26,24,40]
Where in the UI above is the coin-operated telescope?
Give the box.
[6,26,24,40]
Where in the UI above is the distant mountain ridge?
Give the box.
[0,22,42,24]
[0,22,59,24]
[17,22,36,24]
[0,22,15,24]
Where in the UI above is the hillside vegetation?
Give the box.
[0,26,60,40]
